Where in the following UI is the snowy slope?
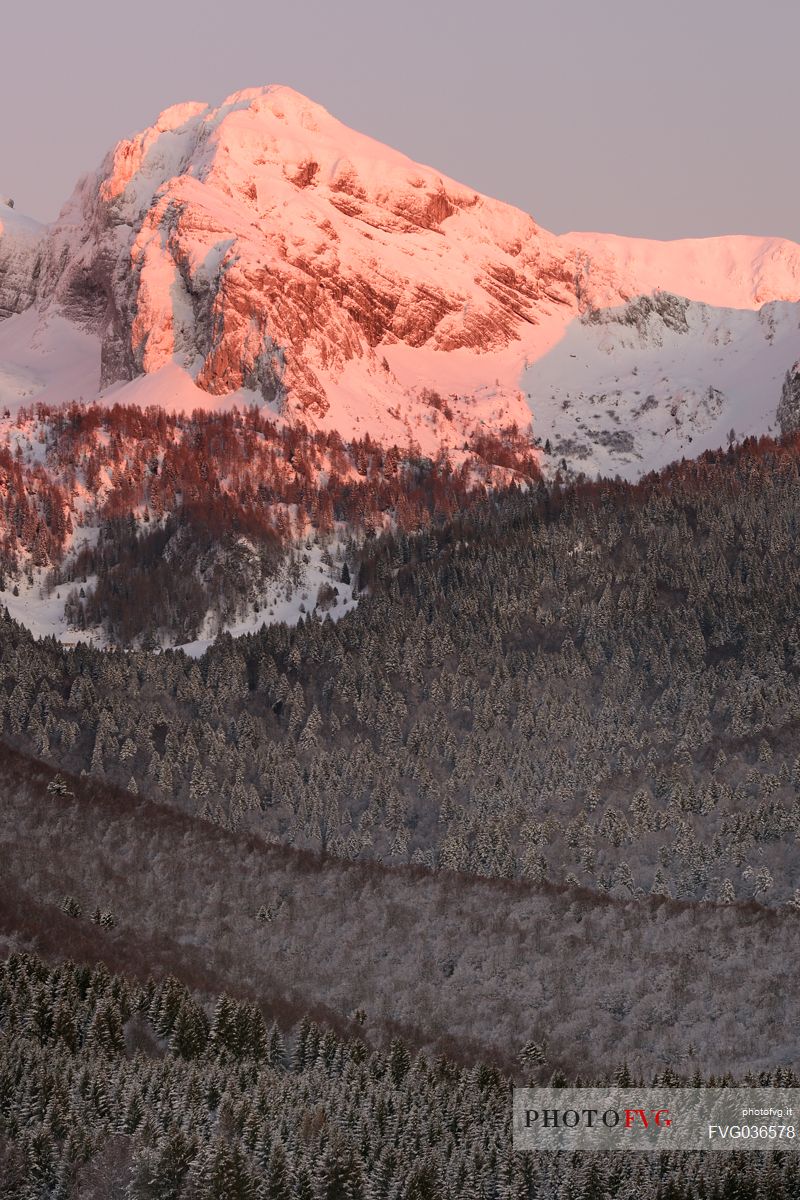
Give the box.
[1,87,799,478]
[524,297,800,479]
[561,231,800,309]
[1,537,357,653]
[0,308,100,410]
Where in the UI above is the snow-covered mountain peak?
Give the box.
[1,87,800,477]
[27,85,581,433]
[153,99,211,132]
[94,83,497,237]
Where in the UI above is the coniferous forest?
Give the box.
[3,426,800,1195]
[3,5,800,1189]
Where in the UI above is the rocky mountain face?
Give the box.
[0,204,43,319]
[2,86,800,476]
[31,87,585,427]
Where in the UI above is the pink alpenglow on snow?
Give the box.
[0,85,799,478]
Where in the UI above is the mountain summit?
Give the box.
[2,85,800,475]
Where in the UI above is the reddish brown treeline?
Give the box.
[0,401,542,573]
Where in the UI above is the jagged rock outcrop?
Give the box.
[0,206,43,320]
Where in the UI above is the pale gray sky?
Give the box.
[3,0,798,241]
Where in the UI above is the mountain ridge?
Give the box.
[1,85,799,479]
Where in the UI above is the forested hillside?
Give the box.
[0,402,537,643]
[3,434,800,903]
[3,46,800,1200]
[2,950,799,1200]
[5,430,800,1196]
[1,746,800,1197]
[1,741,795,1082]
